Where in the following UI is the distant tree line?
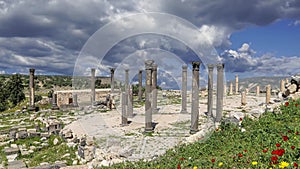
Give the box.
[0,74,25,111]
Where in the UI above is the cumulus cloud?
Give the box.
[220,43,300,76]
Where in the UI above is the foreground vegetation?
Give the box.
[103,99,300,168]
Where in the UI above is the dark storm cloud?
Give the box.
[0,0,300,75]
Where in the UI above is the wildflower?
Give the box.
[177,164,181,169]
[272,149,285,156]
[263,148,268,153]
[238,153,243,157]
[276,143,281,147]
[285,102,289,106]
[271,156,278,161]
[296,131,299,135]
[279,161,289,168]
[211,159,215,163]
[239,117,243,121]
[296,103,299,107]
[288,130,292,133]
[252,161,258,165]
[244,150,247,153]
[294,162,298,167]
[218,162,223,167]
[193,166,198,169]
[291,146,295,150]
[282,135,289,141]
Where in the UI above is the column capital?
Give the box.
[152,64,158,70]
[139,70,143,73]
[182,64,187,69]
[29,68,35,74]
[110,68,115,73]
[192,61,201,71]
[207,64,214,71]
[216,63,224,71]
[125,69,129,73]
[145,60,154,70]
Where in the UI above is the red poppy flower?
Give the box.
[285,102,289,106]
[282,135,289,141]
[271,156,278,161]
[272,149,285,156]
[294,162,298,167]
[296,131,299,135]
[291,146,296,150]
[262,148,268,153]
[239,117,243,121]
[238,153,243,157]
[211,159,215,163]
[276,143,281,147]
[244,150,247,153]
[296,103,299,107]
[177,163,181,169]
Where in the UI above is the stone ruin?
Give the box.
[280,74,300,99]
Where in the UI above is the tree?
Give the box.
[6,74,25,107]
[0,80,8,111]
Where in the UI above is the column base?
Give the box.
[121,123,129,127]
[28,106,36,111]
[152,108,159,114]
[51,104,59,110]
[189,128,199,135]
[180,109,188,114]
[144,128,154,133]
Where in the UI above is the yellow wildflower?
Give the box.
[279,161,289,168]
[252,161,258,165]
[218,162,223,167]
[193,166,198,169]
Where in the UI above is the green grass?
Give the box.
[101,99,300,169]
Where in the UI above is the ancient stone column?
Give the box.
[241,91,246,106]
[125,69,129,92]
[180,64,188,114]
[266,85,271,104]
[110,68,115,94]
[216,63,224,122]
[51,93,59,110]
[190,61,200,134]
[145,60,154,133]
[207,64,214,117]
[138,70,143,101]
[91,68,96,104]
[224,84,227,95]
[229,82,233,95]
[152,64,158,113]
[73,94,78,107]
[256,85,260,96]
[280,79,285,93]
[29,68,35,111]
[121,92,128,126]
[235,74,239,94]
[127,85,133,118]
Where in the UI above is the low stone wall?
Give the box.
[56,89,112,107]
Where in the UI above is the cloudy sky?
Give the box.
[1,0,300,83]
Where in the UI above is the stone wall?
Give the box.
[56,89,112,107]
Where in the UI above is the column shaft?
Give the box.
[138,70,143,101]
[216,64,224,122]
[152,64,158,113]
[207,64,214,117]
[91,68,95,104]
[181,64,188,114]
[29,68,35,110]
[190,61,200,134]
[145,60,154,133]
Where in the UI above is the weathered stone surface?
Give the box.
[3,147,19,155]
[7,160,26,169]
